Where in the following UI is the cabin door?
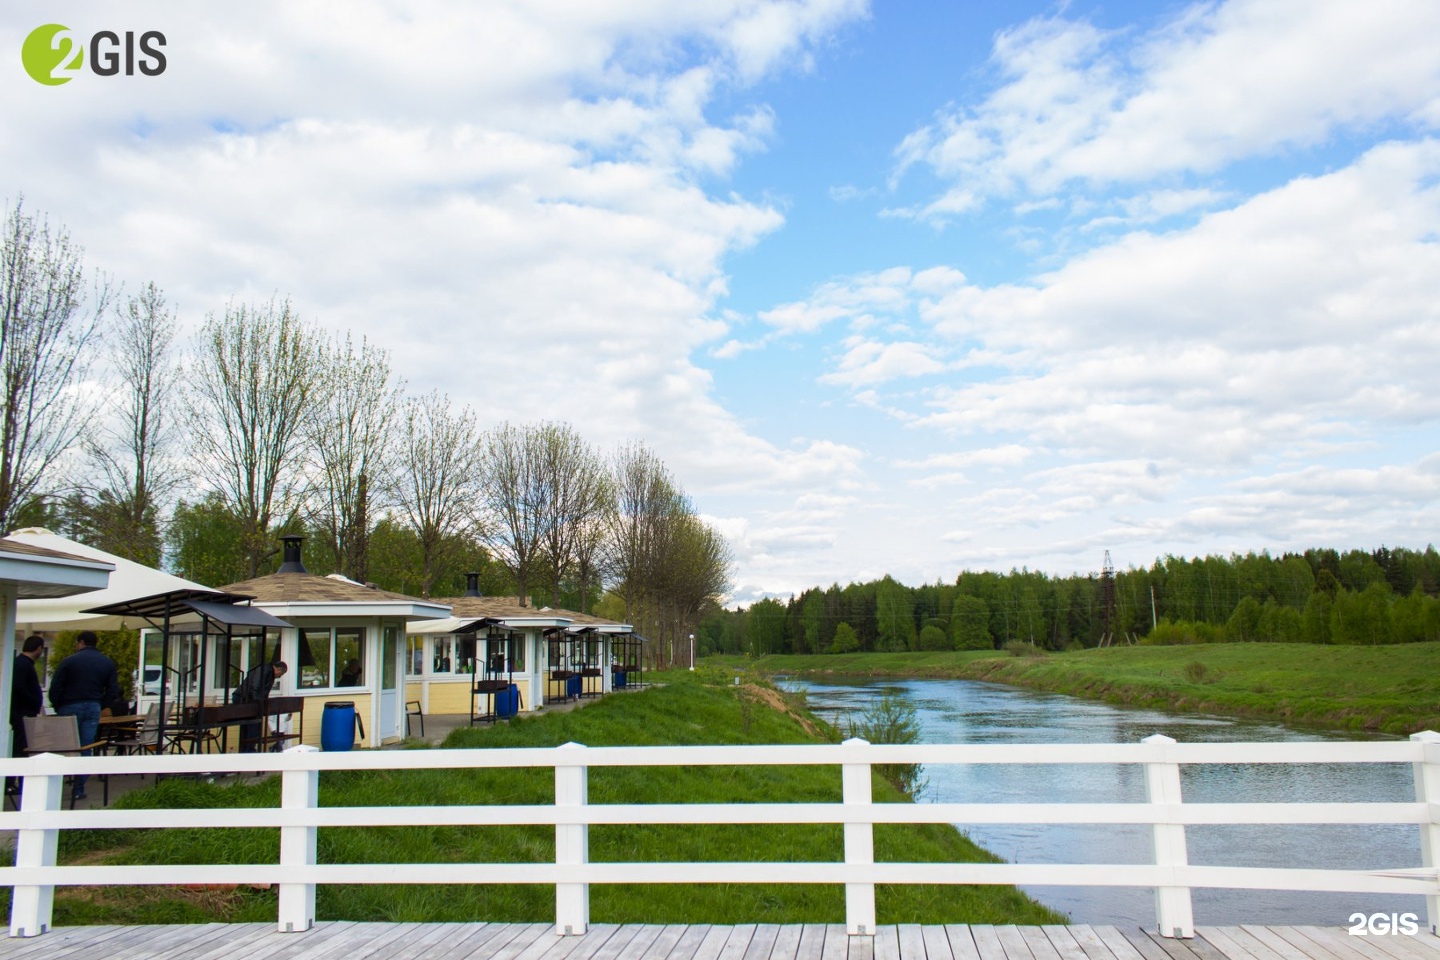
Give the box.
[379,626,401,740]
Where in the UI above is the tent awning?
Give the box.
[407,616,515,636]
[10,528,220,631]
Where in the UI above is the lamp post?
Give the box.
[688,633,695,671]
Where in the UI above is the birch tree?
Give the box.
[0,201,108,531]
[390,391,482,596]
[306,335,401,582]
[85,281,175,564]
[185,298,325,577]
[478,421,547,605]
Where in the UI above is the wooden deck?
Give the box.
[2,923,1437,960]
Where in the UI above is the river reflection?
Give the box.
[783,676,1423,927]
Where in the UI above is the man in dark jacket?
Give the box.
[47,631,120,800]
[7,636,46,797]
[11,636,45,756]
[234,660,287,752]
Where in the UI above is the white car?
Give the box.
[141,665,165,696]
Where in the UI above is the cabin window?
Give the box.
[298,629,332,688]
[406,636,424,675]
[335,629,365,687]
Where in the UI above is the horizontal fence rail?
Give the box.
[3,733,1437,941]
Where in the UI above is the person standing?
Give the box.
[47,630,120,801]
[7,636,46,797]
[233,660,287,752]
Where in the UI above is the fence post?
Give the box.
[278,745,320,933]
[1142,734,1193,938]
[842,737,875,936]
[9,766,64,937]
[1412,731,1440,934]
[555,741,589,935]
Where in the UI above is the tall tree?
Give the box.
[532,422,608,606]
[85,281,176,564]
[479,421,549,605]
[184,297,325,577]
[306,335,401,582]
[390,391,482,596]
[0,200,108,532]
[604,442,679,627]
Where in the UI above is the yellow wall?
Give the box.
[415,677,532,716]
[405,681,422,700]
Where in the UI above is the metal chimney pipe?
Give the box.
[465,572,482,597]
[277,535,307,574]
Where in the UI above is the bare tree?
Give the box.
[390,391,482,596]
[185,298,326,577]
[603,443,730,665]
[84,281,176,564]
[0,200,108,531]
[570,475,613,613]
[533,422,607,607]
[604,442,680,627]
[478,422,548,605]
[306,335,402,582]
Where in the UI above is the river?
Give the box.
[782,676,1424,928]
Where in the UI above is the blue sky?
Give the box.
[4,1,1440,602]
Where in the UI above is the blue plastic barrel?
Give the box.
[614,670,627,689]
[321,701,357,751]
[495,684,520,719]
[566,675,581,699]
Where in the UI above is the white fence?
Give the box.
[3,733,1438,941]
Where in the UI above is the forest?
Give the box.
[699,546,1440,656]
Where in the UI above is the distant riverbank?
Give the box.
[712,641,1440,735]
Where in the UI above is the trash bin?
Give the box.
[321,701,363,751]
[495,684,520,719]
[566,674,582,699]
[613,670,627,689]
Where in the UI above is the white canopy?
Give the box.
[9,527,220,631]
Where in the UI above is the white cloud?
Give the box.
[0,0,873,523]
[894,0,1440,217]
[819,337,946,387]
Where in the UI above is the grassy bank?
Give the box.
[42,676,1063,926]
[715,642,1440,735]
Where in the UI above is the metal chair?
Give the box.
[22,715,107,808]
[107,704,163,757]
[406,700,424,737]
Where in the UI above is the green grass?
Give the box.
[717,642,1440,735]
[41,675,1063,926]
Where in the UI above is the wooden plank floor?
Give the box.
[1,925,1437,960]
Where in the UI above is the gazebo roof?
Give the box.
[222,572,429,604]
[427,596,632,632]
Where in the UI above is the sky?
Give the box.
[4,1,1440,604]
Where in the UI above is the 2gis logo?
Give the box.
[22,23,166,86]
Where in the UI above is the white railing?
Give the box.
[3,732,1438,941]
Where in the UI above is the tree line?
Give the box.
[1,200,730,657]
[701,546,1440,656]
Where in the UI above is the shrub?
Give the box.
[1182,661,1209,683]
[844,694,924,797]
[917,624,949,650]
[1003,640,1045,658]
[1143,618,1226,645]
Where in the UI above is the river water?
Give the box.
[782,676,1424,928]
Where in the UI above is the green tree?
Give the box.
[830,621,859,654]
[875,576,916,651]
[1226,595,1263,642]
[950,594,992,650]
[167,494,248,586]
[746,598,787,656]
[1301,588,1334,644]
[1330,583,1393,645]
[917,624,948,650]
